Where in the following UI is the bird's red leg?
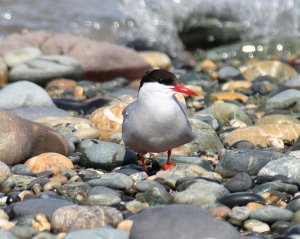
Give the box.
[140,154,147,172]
[161,149,176,170]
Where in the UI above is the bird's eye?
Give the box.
[158,79,163,83]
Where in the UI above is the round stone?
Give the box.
[243,219,270,233]
[250,206,293,223]
[3,47,42,67]
[0,81,56,110]
[0,110,69,165]
[25,153,74,175]
[224,172,253,192]
[9,55,83,85]
[129,204,240,239]
[63,227,129,239]
[51,205,123,233]
[139,51,171,70]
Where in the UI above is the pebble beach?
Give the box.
[1,2,300,239]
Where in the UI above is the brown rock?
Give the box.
[0,57,8,84]
[0,31,151,81]
[224,123,300,147]
[0,110,68,165]
[209,206,231,219]
[51,205,123,233]
[46,79,77,91]
[247,202,265,213]
[89,96,135,140]
[117,219,134,231]
[209,92,248,103]
[241,60,297,83]
[221,81,252,91]
[256,114,300,125]
[139,51,171,70]
[31,213,51,232]
[200,59,217,70]
[25,152,74,175]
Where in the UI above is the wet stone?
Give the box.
[251,181,298,195]
[51,205,123,233]
[219,192,266,208]
[250,206,293,223]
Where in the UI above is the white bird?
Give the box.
[122,69,197,171]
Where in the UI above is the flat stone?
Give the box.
[9,55,83,85]
[129,204,240,239]
[81,194,121,206]
[10,107,70,120]
[255,114,300,125]
[265,89,300,112]
[258,151,300,181]
[243,219,270,233]
[172,119,224,156]
[0,110,68,165]
[251,181,298,195]
[219,192,266,208]
[63,227,129,239]
[287,198,300,212]
[79,139,138,171]
[216,149,283,177]
[0,231,17,239]
[51,205,123,233]
[209,91,248,103]
[89,186,121,197]
[250,206,293,223]
[0,81,56,110]
[223,124,300,147]
[12,198,73,219]
[0,31,151,81]
[35,116,99,140]
[201,101,253,126]
[88,172,134,190]
[3,47,41,67]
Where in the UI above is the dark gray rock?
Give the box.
[287,198,300,212]
[265,89,300,112]
[79,139,138,171]
[12,198,73,219]
[218,66,242,81]
[89,186,122,197]
[129,204,240,239]
[224,172,253,192]
[219,192,266,208]
[216,149,283,177]
[251,181,298,195]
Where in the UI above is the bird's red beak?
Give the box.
[171,84,198,96]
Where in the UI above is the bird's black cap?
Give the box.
[139,69,177,91]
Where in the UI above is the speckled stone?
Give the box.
[52,205,123,233]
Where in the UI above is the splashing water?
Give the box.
[1,0,300,52]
